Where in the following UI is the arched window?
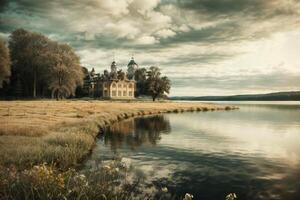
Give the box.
[129,83,133,88]
[112,83,116,88]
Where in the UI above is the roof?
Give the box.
[103,79,135,83]
[127,57,138,67]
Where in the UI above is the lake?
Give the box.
[86,102,300,200]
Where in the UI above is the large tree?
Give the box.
[0,39,11,88]
[45,42,84,99]
[146,66,171,101]
[8,29,84,99]
[9,29,51,97]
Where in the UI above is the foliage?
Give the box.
[146,66,171,101]
[134,67,148,96]
[0,162,238,200]
[45,42,84,99]
[0,39,11,88]
[0,161,148,200]
[134,66,171,100]
[117,69,126,80]
[9,29,51,97]
[7,29,83,99]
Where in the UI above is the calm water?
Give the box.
[86,102,300,200]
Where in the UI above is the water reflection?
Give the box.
[101,115,171,152]
[88,103,300,200]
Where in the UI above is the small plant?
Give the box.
[183,193,194,200]
[226,193,237,200]
[0,161,146,200]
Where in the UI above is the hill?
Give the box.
[171,91,300,101]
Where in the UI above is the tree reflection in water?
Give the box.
[102,115,171,152]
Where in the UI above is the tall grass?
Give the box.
[0,101,236,170]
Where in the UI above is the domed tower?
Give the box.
[110,61,117,74]
[127,57,138,80]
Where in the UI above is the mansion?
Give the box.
[82,57,138,99]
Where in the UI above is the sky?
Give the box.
[1,0,300,96]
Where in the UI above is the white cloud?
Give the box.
[135,35,158,45]
[155,29,176,38]
[130,0,160,15]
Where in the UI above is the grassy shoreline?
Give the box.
[0,100,237,170]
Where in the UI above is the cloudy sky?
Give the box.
[1,0,300,96]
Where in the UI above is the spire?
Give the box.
[111,60,117,73]
[127,56,138,80]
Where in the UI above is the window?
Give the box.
[129,83,133,88]
[123,91,127,96]
[123,84,126,88]
[118,91,122,96]
[112,83,116,88]
[118,84,122,88]
[129,91,133,96]
[112,90,116,96]
[104,90,108,97]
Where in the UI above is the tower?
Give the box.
[127,57,138,80]
[110,61,117,74]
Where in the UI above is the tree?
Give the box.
[146,66,171,101]
[117,69,126,80]
[9,29,51,97]
[45,42,84,100]
[0,39,11,88]
[134,67,147,96]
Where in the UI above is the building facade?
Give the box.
[82,57,138,99]
[102,79,135,99]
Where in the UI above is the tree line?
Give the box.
[0,29,83,99]
[0,29,170,101]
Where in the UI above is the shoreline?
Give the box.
[0,101,238,170]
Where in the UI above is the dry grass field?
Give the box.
[0,100,235,170]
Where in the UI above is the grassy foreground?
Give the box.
[0,100,235,170]
[0,100,237,200]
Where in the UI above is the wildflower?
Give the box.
[103,165,111,171]
[161,187,168,193]
[225,193,237,200]
[183,193,193,200]
[79,174,86,180]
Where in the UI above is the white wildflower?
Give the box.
[226,193,238,200]
[161,187,168,193]
[183,193,193,200]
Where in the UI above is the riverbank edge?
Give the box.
[74,104,238,169]
[0,102,238,170]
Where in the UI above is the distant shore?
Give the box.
[0,101,237,169]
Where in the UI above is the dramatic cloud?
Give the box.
[1,0,300,95]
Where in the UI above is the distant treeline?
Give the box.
[171,91,300,101]
[0,29,171,100]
